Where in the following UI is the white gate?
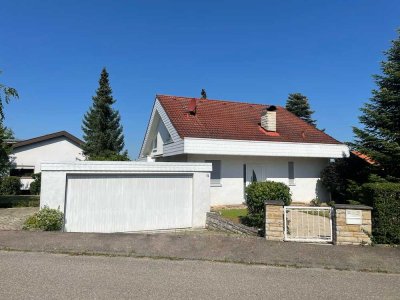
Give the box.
[284,206,333,243]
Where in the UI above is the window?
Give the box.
[10,168,34,178]
[205,160,221,186]
[288,162,295,185]
[164,132,172,144]
[151,137,158,152]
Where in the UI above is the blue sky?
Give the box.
[1,1,399,158]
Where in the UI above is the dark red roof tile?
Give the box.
[157,95,342,145]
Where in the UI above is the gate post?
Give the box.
[264,200,285,241]
[333,204,373,245]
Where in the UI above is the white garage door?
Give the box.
[64,174,193,233]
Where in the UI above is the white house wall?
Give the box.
[139,99,182,159]
[11,137,84,173]
[187,155,330,205]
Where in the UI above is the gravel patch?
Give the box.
[0,207,39,230]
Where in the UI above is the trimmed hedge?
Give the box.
[0,195,40,208]
[0,176,21,195]
[362,182,400,244]
[244,181,292,228]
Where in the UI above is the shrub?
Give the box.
[0,195,40,208]
[23,206,63,231]
[320,155,374,203]
[30,173,41,195]
[244,181,292,228]
[0,176,21,195]
[362,182,400,244]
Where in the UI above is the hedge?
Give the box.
[362,182,400,244]
[0,195,40,208]
[0,176,21,195]
[243,181,292,228]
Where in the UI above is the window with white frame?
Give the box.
[151,136,158,152]
[205,160,221,186]
[288,161,295,185]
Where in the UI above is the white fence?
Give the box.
[284,206,333,243]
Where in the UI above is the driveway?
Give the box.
[1,251,399,299]
[0,207,38,230]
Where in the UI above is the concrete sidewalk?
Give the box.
[0,230,399,274]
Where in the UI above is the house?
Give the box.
[139,95,350,205]
[9,131,85,190]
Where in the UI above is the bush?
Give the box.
[320,155,373,203]
[0,176,21,195]
[244,181,292,228]
[30,173,41,195]
[362,182,400,244]
[23,206,63,231]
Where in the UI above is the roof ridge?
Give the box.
[156,94,281,108]
[13,131,84,148]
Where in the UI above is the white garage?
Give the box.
[40,162,211,233]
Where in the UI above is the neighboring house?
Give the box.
[9,131,85,190]
[139,95,350,205]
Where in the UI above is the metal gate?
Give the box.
[284,206,333,243]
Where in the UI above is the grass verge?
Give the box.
[216,208,248,224]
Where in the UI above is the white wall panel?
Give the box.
[184,138,349,158]
[65,174,192,233]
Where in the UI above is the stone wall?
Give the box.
[334,204,372,245]
[264,201,373,245]
[264,200,284,241]
[206,212,258,236]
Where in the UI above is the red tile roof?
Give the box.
[157,95,342,145]
[351,150,376,165]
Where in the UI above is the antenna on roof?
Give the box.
[200,89,207,99]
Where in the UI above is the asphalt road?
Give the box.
[0,251,399,299]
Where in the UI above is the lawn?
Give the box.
[216,208,248,224]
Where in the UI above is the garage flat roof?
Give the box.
[41,161,212,173]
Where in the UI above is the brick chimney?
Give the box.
[261,105,277,132]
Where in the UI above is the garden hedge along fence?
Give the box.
[362,182,400,245]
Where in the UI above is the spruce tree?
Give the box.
[285,93,316,126]
[353,30,400,179]
[82,68,128,160]
[201,88,207,99]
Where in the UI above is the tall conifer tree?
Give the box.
[82,68,128,160]
[285,93,316,126]
[353,31,400,179]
